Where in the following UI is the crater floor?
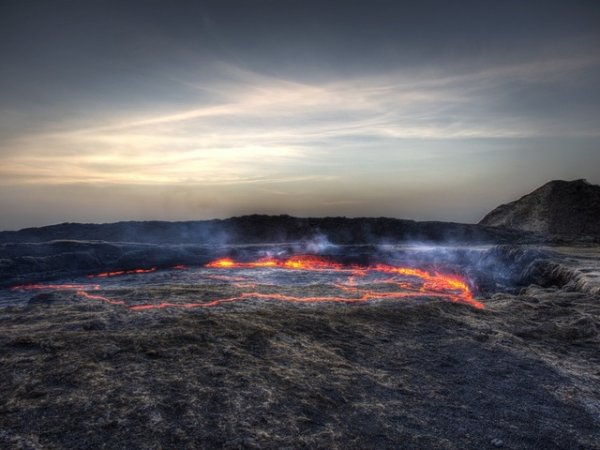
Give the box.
[0,246,599,449]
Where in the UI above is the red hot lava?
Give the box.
[10,255,483,310]
[88,267,157,278]
[205,255,482,309]
[206,255,346,271]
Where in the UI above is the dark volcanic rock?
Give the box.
[480,179,600,238]
[0,211,547,289]
[0,215,537,245]
[0,293,599,450]
[27,293,60,307]
[0,216,542,287]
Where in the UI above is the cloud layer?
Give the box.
[0,1,599,229]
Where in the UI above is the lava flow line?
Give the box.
[10,255,484,310]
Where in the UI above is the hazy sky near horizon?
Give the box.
[1,0,599,230]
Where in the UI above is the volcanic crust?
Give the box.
[0,279,599,449]
[0,244,599,449]
[1,181,599,449]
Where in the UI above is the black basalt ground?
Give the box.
[0,239,599,449]
[0,287,598,449]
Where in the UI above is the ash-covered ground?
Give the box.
[0,244,599,449]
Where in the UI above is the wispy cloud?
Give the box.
[1,55,599,187]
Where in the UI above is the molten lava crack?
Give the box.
[11,255,483,310]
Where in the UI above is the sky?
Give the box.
[0,0,599,230]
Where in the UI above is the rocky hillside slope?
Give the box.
[480,179,600,238]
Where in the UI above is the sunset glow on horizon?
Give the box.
[1,1,599,229]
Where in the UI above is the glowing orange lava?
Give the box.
[206,255,346,271]
[10,255,483,310]
[76,290,125,306]
[88,268,157,278]
[205,256,482,309]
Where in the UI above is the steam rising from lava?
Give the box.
[11,254,482,310]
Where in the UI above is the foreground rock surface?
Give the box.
[0,285,599,449]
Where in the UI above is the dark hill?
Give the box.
[480,179,600,238]
[0,215,536,245]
